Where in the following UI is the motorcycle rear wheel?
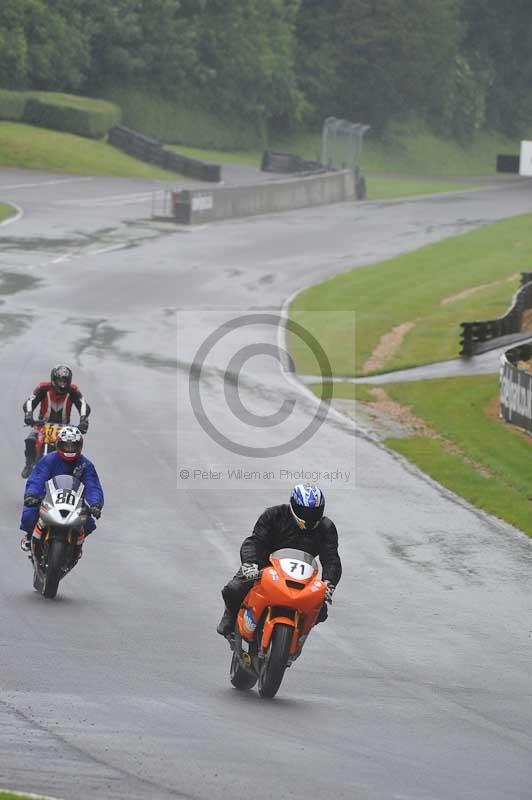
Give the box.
[230,651,257,690]
[43,539,64,599]
[258,623,292,699]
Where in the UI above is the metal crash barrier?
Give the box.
[500,342,532,433]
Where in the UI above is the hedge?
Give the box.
[107,88,266,151]
[22,97,121,139]
[0,90,121,138]
[0,90,26,121]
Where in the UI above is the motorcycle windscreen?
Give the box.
[44,475,85,507]
[50,474,84,492]
[270,548,319,580]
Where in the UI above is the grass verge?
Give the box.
[313,376,532,536]
[290,213,532,377]
[0,120,475,197]
[166,143,261,166]
[166,141,482,199]
[277,122,519,177]
[365,175,480,199]
[0,203,16,223]
[0,122,179,179]
[0,793,53,799]
[384,376,532,536]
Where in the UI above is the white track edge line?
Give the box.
[1,790,65,800]
[0,202,24,226]
[278,285,371,438]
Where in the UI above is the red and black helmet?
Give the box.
[56,426,83,462]
[51,364,72,394]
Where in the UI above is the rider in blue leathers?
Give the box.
[20,425,104,553]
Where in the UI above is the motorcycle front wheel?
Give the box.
[258,623,292,699]
[43,539,64,598]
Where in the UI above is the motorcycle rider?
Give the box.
[21,365,91,478]
[217,484,342,638]
[20,426,104,558]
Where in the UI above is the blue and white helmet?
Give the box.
[289,484,325,531]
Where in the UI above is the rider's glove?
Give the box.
[78,416,89,434]
[241,562,259,580]
[24,412,34,426]
[89,503,102,519]
[324,581,335,604]
[24,494,41,507]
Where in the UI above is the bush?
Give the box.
[22,94,121,139]
[107,89,266,151]
[0,89,27,121]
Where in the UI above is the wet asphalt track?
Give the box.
[1,168,532,799]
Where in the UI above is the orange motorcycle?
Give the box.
[228,547,327,699]
[21,418,62,479]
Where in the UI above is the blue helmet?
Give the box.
[289,484,325,530]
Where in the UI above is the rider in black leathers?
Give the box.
[217,484,342,638]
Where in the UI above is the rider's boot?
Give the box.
[71,544,83,568]
[217,607,236,638]
[21,439,36,479]
[21,459,34,479]
[20,533,32,552]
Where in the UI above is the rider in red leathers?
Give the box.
[21,365,91,478]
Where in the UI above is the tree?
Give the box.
[191,0,303,131]
[0,0,89,92]
[136,0,203,95]
[333,0,461,133]
[460,0,532,135]
[26,0,89,91]
[0,0,31,88]
[84,0,144,91]
[295,0,340,123]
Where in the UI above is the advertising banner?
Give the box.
[519,140,532,176]
[500,358,532,432]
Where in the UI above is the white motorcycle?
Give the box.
[29,475,87,599]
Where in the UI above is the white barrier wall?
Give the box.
[519,141,532,176]
[172,169,356,223]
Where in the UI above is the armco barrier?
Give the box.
[500,342,532,433]
[108,125,221,182]
[460,272,532,356]
[169,169,355,224]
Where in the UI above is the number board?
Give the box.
[279,558,314,580]
[54,490,77,506]
[43,424,59,445]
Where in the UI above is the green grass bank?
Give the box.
[311,376,532,537]
[296,208,532,537]
[290,214,532,377]
[280,121,520,178]
[0,122,178,179]
[0,88,521,197]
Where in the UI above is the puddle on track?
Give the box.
[0,312,33,342]
[0,271,42,294]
